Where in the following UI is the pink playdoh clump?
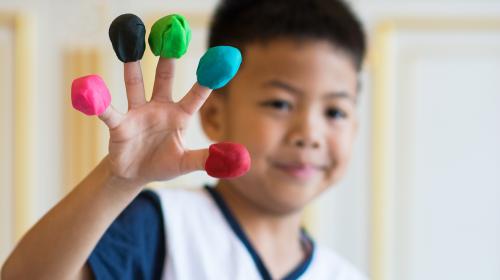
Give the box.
[205,142,251,179]
[71,75,111,116]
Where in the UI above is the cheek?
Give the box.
[228,111,282,159]
[327,126,355,165]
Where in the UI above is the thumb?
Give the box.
[180,142,251,179]
[180,148,210,174]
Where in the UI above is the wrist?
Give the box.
[97,156,146,197]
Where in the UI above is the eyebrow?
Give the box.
[262,79,354,101]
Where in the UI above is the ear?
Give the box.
[199,93,227,142]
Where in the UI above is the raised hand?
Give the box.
[71,13,250,187]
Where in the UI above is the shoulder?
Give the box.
[308,245,369,280]
[152,186,215,215]
[152,187,259,279]
[120,189,162,221]
[100,189,164,237]
[153,186,209,202]
[87,190,165,280]
[149,187,224,238]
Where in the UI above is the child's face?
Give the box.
[201,39,359,214]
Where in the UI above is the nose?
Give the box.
[292,138,320,149]
[287,112,322,149]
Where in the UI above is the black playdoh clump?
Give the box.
[109,14,146,63]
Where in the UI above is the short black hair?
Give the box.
[208,0,366,72]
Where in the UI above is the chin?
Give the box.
[260,180,327,215]
[234,165,339,215]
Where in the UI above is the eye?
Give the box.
[260,99,292,111]
[326,107,347,120]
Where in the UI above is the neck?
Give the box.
[215,180,307,278]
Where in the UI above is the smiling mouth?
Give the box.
[273,162,324,180]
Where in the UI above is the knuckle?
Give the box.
[125,76,143,87]
[157,70,174,80]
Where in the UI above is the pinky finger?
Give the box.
[98,105,124,130]
[71,74,123,129]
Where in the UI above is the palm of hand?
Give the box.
[107,101,191,182]
[96,59,214,185]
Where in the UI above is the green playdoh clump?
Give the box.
[148,14,191,58]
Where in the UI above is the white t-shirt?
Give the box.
[154,186,368,280]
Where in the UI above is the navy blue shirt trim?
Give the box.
[204,185,315,280]
[87,190,165,280]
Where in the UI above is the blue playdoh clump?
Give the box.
[196,46,242,90]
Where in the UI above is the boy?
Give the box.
[2,0,367,279]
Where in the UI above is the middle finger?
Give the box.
[151,58,175,102]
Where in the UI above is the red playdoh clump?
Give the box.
[205,142,251,179]
[71,75,111,116]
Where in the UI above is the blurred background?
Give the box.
[1,0,499,279]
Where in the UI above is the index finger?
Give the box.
[178,83,212,115]
[178,46,242,115]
